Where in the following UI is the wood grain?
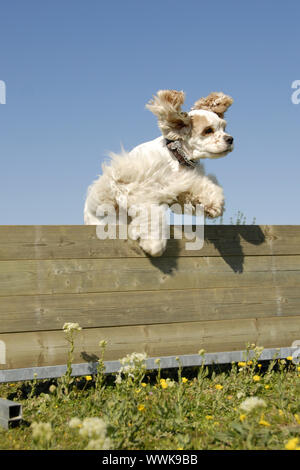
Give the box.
[0,316,299,369]
[0,255,299,297]
[0,285,299,334]
[0,225,300,259]
[0,225,299,371]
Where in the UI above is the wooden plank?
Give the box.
[0,285,300,333]
[0,255,299,297]
[0,225,300,260]
[0,316,299,369]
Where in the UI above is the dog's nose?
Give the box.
[224,135,234,145]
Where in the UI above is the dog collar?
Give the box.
[165,139,197,168]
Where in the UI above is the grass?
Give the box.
[0,342,299,450]
[210,210,257,225]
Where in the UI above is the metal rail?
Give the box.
[1,346,299,383]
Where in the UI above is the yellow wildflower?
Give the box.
[294,414,300,424]
[205,415,213,420]
[227,395,233,400]
[253,375,260,382]
[286,356,293,361]
[257,364,262,368]
[137,404,145,412]
[85,376,92,381]
[259,419,271,427]
[285,437,299,450]
[297,366,300,372]
[141,382,147,387]
[182,377,188,384]
[264,385,270,389]
[278,409,284,416]
[239,414,246,422]
[238,362,247,367]
[160,380,168,389]
[247,360,253,366]
[215,384,223,390]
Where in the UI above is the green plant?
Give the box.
[57,322,82,397]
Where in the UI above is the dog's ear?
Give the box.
[146,90,192,140]
[192,92,233,118]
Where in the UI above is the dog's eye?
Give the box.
[203,127,214,135]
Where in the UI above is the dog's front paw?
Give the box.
[139,238,167,257]
[203,200,225,219]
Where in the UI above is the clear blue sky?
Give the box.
[1,0,300,225]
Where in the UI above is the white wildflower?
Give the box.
[70,416,112,449]
[85,437,112,450]
[63,322,82,332]
[165,378,176,388]
[239,397,267,413]
[68,417,82,429]
[117,352,147,383]
[115,374,122,384]
[79,417,107,440]
[31,422,52,442]
[119,352,147,365]
[121,365,134,377]
[133,352,147,362]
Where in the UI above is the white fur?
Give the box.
[84,90,234,256]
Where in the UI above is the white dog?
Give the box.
[84,90,234,256]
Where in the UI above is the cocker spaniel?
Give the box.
[84,90,234,256]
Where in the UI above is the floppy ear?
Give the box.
[146,90,192,140]
[192,92,233,118]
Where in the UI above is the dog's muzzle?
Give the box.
[223,135,234,145]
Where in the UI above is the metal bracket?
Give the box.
[0,398,22,429]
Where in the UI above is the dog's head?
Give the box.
[146,90,234,160]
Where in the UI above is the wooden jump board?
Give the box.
[0,225,300,382]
